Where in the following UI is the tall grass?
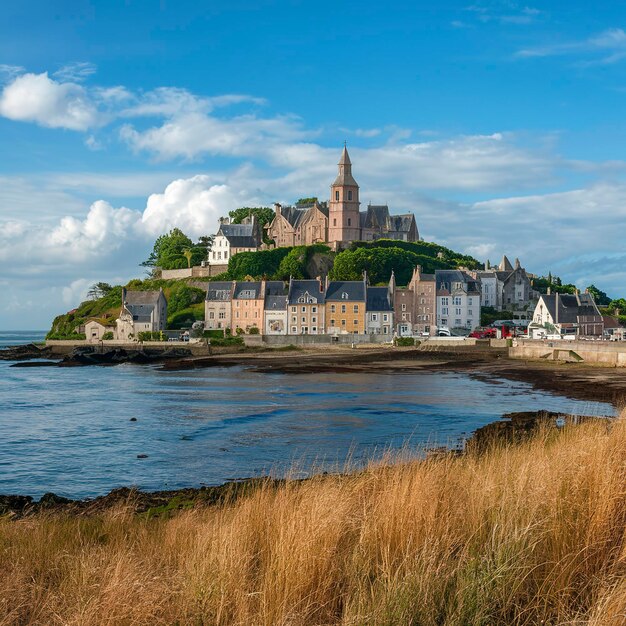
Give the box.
[1,416,625,625]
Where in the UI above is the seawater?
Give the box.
[0,332,615,499]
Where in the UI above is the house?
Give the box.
[435,270,481,331]
[263,281,289,335]
[209,214,262,266]
[205,281,235,332]
[116,288,167,341]
[325,278,367,335]
[602,316,625,340]
[394,265,436,336]
[232,281,265,333]
[287,279,326,335]
[267,146,419,250]
[366,280,394,336]
[470,256,536,316]
[84,319,116,342]
[531,291,604,337]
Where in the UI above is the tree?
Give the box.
[296,197,318,205]
[87,282,113,300]
[586,284,611,306]
[141,228,207,270]
[183,249,193,269]
[228,207,275,227]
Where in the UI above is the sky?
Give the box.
[1,0,625,329]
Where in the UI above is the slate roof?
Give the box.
[288,279,325,305]
[435,270,481,295]
[541,293,601,324]
[233,281,262,299]
[205,281,233,302]
[332,146,359,187]
[124,290,162,305]
[325,280,366,302]
[265,295,288,311]
[217,222,259,248]
[264,281,287,297]
[360,206,416,236]
[366,286,393,311]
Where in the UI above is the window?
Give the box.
[330,319,335,326]
[302,317,306,323]
[331,304,336,313]
[441,318,448,325]
[420,298,425,304]
[224,252,228,259]
[218,312,226,319]
[454,297,462,306]
[372,314,378,321]
[401,304,406,311]
[312,327,317,333]
[402,313,406,321]
[312,306,317,313]
[291,326,297,333]
[353,318,358,326]
[383,314,388,322]
[302,306,306,312]
[341,319,346,326]
[236,312,239,318]
[348,218,351,226]
[468,297,473,305]
[442,307,448,315]
[455,319,462,326]
[341,292,348,299]
[209,312,215,319]
[335,190,339,201]
[348,190,352,200]
[441,297,449,306]
[292,316,297,323]
[312,317,316,323]
[341,304,346,313]
[383,326,388,334]
[291,307,296,313]
[333,218,337,226]
[456,308,462,315]
[353,305,358,313]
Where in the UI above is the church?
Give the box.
[266,146,419,249]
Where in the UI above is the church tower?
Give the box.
[328,145,361,246]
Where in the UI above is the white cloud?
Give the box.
[62,278,93,306]
[517,28,626,64]
[0,72,99,130]
[53,61,97,83]
[0,64,25,81]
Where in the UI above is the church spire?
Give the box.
[333,145,358,187]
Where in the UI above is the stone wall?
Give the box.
[262,333,391,346]
[160,264,228,280]
[509,339,626,367]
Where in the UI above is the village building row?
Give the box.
[205,276,395,336]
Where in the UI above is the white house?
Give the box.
[366,283,394,336]
[209,215,262,266]
[435,270,481,331]
[530,291,604,337]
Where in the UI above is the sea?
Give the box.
[0,330,615,499]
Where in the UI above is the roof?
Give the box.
[603,316,623,329]
[265,281,287,296]
[233,281,262,299]
[499,255,514,271]
[540,293,601,323]
[205,281,233,302]
[366,286,393,311]
[332,146,359,187]
[265,295,288,311]
[325,280,366,302]
[288,279,325,304]
[224,235,258,248]
[124,290,163,305]
[217,222,259,247]
[435,270,481,295]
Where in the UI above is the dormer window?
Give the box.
[341,292,349,299]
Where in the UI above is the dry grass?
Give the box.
[1,416,625,625]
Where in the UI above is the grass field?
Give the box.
[1,415,624,625]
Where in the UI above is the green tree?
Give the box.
[586,284,611,306]
[228,207,275,227]
[142,229,206,270]
[296,197,318,205]
[183,248,193,268]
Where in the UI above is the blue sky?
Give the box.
[1,0,625,328]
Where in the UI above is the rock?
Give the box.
[38,492,72,507]
[137,454,149,459]
[0,494,33,515]
[130,417,137,422]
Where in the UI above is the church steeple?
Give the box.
[328,144,360,247]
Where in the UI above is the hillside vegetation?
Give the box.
[47,279,206,338]
[1,416,624,624]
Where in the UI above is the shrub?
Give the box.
[235,327,244,335]
[102,331,114,340]
[46,332,87,341]
[138,331,167,342]
[248,326,260,335]
[208,336,244,347]
[395,336,415,346]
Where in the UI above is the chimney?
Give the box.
[274,202,282,216]
[547,287,551,295]
[485,259,490,270]
[515,258,521,269]
[324,275,329,292]
[555,292,559,325]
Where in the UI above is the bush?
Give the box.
[248,327,260,335]
[203,329,225,338]
[235,327,245,335]
[46,332,87,341]
[395,336,415,347]
[102,331,114,340]
[137,331,167,342]
[208,336,244,347]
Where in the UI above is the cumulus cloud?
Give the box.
[0,72,99,130]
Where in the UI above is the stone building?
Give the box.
[204,281,235,331]
[232,281,266,333]
[366,282,394,336]
[325,279,367,335]
[531,291,604,337]
[435,270,481,331]
[287,279,326,335]
[266,146,419,250]
[470,256,535,316]
[116,288,167,340]
[394,266,436,336]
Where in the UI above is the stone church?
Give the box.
[266,146,419,249]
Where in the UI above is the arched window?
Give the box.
[348,190,352,201]
[335,190,339,201]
